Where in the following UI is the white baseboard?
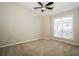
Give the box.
[50,38,79,46]
[0,38,40,48]
[0,38,79,48]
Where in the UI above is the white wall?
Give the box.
[0,3,43,46]
[42,16,51,40]
[50,7,79,44]
[0,2,79,47]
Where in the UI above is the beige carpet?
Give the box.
[0,39,79,56]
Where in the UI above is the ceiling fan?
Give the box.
[34,2,54,12]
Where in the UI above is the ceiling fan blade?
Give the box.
[46,7,53,10]
[45,2,54,6]
[38,2,43,7]
[34,7,41,9]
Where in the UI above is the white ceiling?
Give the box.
[19,2,79,16]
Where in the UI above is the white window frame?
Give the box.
[53,15,73,40]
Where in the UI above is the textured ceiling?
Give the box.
[19,2,79,16]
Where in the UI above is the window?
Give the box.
[54,16,73,39]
